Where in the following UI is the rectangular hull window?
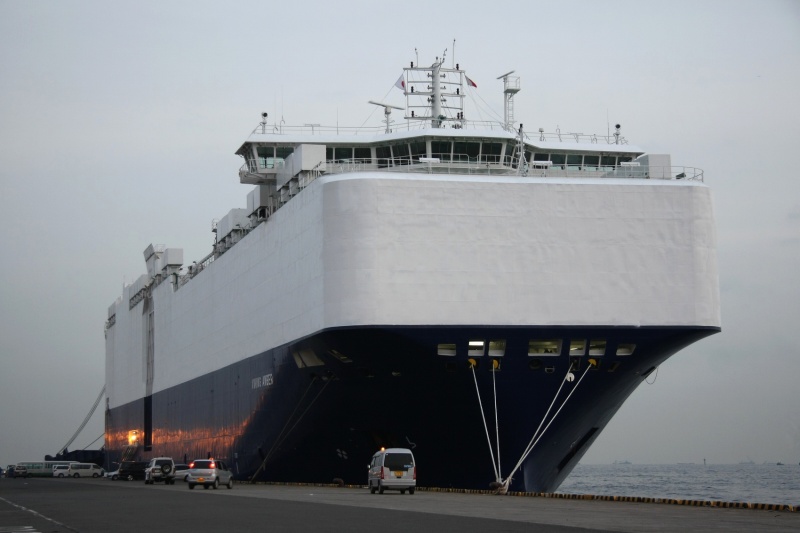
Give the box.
[588,340,606,356]
[437,343,457,356]
[569,339,587,356]
[616,344,636,356]
[528,339,562,356]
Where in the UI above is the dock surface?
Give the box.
[1,478,797,532]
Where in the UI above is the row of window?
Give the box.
[531,152,633,171]
[437,339,636,357]
[254,143,637,170]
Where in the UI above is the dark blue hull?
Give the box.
[105,325,717,492]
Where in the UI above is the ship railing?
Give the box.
[527,130,629,145]
[319,156,702,181]
[249,120,626,143]
[523,164,703,181]
[177,250,216,288]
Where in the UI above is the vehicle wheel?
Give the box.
[409,487,415,495]
[112,475,118,481]
[188,483,195,490]
[227,478,233,489]
[162,464,172,475]
[213,478,219,489]
[127,475,133,481]
[93,473,99,478]
[58,473,64,478]
[378,483,384,494]
[370,482,376,494]
[73,473,80,478]
[401,489,406,494]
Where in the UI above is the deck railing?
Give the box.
[250,121,629,145]
[243,155,702,182]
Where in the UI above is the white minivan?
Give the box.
[66,463,104,478]
[368,448,416,494]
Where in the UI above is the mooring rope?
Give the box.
[470,359,499,481]
[499,359,596,492]
[492,359,501,482]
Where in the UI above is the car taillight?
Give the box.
[210,462,215,469]
[380,468,385,479]
[189,463,195,468]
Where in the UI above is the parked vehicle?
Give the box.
[144,457,176,484]
[118,461,148,481]
[173,463,190,482]
[12,461,73,477]
[186,459,233,490]
[13,465,28,478]
[4,465,14,478]
[368,448,416,494]
[66,463,104,478]
[53,465,70,478]
[105,468,120,480]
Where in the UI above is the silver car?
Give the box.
[186,459,233,490]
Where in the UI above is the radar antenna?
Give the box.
[368,100,405,133]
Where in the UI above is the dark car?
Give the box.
[118,461,148,481]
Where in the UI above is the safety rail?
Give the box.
[249,121,628,145]
[317,157,703,181]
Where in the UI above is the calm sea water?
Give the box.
[557,463,800,505]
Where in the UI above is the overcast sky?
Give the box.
[1,0,798,470]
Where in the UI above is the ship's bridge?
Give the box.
[235,126,653,187]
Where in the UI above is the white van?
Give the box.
[66,463,104,478]
[368,448,416,494]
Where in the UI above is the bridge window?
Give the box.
[550,153,566,169]
[567,154,582,168]
[505,143,517,164]
[334,147,353,160]
[354,147,371,160]
[600,155,616,171]
[528,339,562,356]
[584,155,599,171]
[410,141,427,162]
[392,143,410,165]
[276,146,294,160]
[257,146,275,169]
[376,146,392,168]
[431,141,452,161]
[454,141,480,162]
[481,142,502,163]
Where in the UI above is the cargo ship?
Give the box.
[104,55,720,492]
